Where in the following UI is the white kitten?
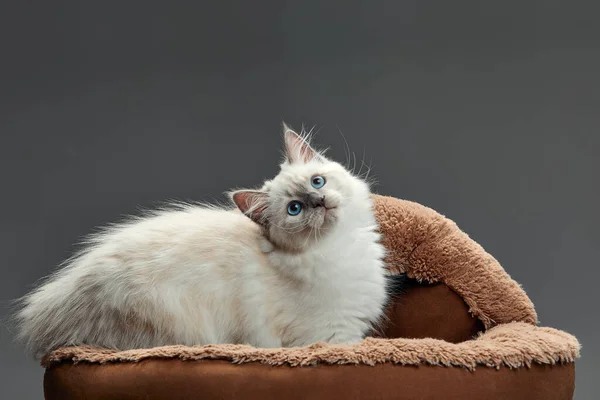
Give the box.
[15,124,389,359]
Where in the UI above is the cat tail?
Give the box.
[9,247,134,360]
[9,260,92,359]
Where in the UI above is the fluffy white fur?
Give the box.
[15,124,388,359]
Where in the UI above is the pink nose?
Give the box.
[308,193,326,208]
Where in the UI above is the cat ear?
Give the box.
[230,190,269,225]
[282,122,320,164]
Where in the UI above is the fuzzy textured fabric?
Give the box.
[42,322,579,370]
[373,195,537,328]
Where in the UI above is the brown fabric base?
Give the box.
[44,360,575,400]
[375,281,484,342]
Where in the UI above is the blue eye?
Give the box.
[287,201,303,216]
[311,175,326,189]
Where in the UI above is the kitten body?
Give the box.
[15,126,388,359]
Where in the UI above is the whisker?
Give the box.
[336,125,352,170]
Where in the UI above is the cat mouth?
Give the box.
[318,205,336,212]
[322,206,338,221]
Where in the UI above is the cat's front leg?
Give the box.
[284,332,364,348]
[258,236,274,254]
[326,333,365,346]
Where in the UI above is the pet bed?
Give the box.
[41,195,580,399]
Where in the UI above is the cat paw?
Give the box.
[328,336,364,346]
[259,237,274,254]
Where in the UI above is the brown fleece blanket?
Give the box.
[42,195,578,369]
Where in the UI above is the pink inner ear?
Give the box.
[232,191,267,223]
[233,191,256,213]
[285,132,316,164]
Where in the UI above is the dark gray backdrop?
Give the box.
[1,1,598,398]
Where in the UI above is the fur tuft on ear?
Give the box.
[282,122,321,164]
[229,190,269,225]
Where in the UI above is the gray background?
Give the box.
[1,1,598,398]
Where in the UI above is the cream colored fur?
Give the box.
[15,125,388,359]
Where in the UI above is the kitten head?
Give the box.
[230,124,374,252]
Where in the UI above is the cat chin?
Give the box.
[307,210,338,233]
[323,207,338,223]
